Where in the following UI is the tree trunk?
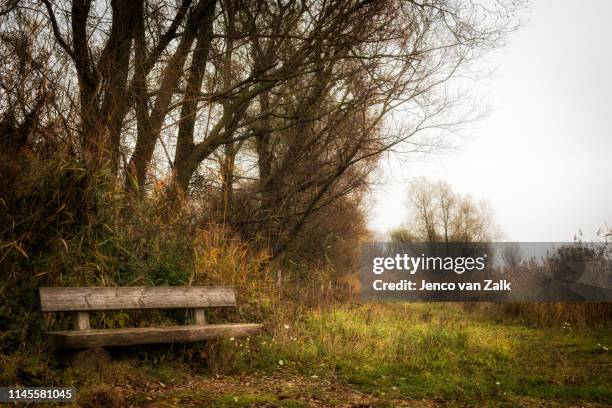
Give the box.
[255,91,275,212]
[173,0,217,189]
[127,0,215,192]
[221,142,236,219]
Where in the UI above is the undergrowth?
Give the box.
[2,303,609,407]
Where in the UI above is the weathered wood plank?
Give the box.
[45,323,263,349]
[72,311,90,330]
[39,287,236,311]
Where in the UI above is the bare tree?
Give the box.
[502,243,522,271]
[1,0,523,258]
[392,178,499,243]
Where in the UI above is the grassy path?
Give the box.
[67,303,610,407]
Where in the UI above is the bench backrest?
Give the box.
[39,286,236,312]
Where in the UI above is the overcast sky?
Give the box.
[368,0,612,242]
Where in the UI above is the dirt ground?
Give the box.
[115,372,607,408]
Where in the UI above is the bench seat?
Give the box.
[45,323,263,349]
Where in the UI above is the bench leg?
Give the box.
[192,308,207,325]
[72,311,90,330]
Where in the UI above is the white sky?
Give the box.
[368,0,612,242]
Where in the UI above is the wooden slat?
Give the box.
[39,286,236,312]
[45,323,263,349]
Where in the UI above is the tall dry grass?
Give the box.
[474,302,612,328]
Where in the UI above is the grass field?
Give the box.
[9,303,610,407]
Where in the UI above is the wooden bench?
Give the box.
[39,286,262,349]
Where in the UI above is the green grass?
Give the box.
[4,303,609,406]
[231,303,611,406]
